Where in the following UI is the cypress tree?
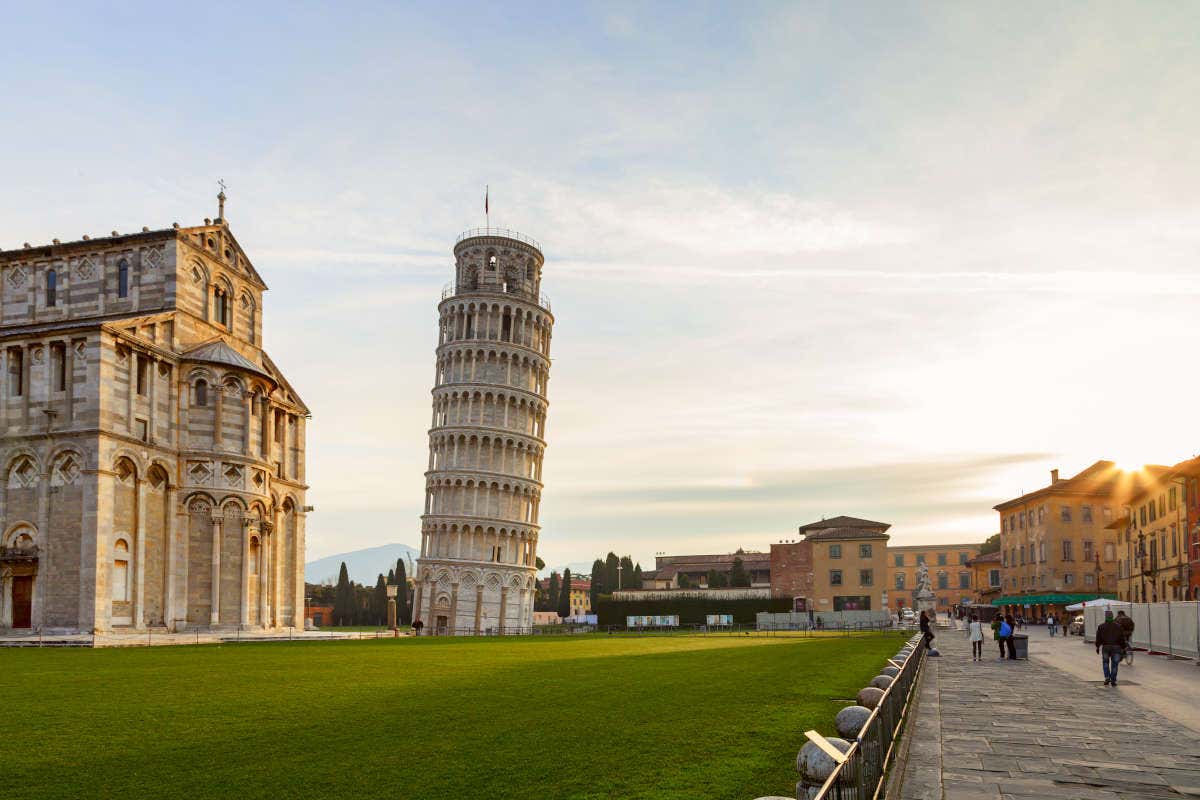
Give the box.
[333,562,352,626]
[589,558,605,609]
[395,558,411,625]
[387,568,395,585]
[605,553,620,593]
[633,562,643,589]
[547,571,560,614]
[619,555,635,591]
[558,568,572,618]
[373,574,388,626]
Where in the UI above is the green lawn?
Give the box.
[0,632,903,800]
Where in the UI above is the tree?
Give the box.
[373,574,388,626]
[980,533,1001,555]
[605,553,620,595]
[619,555,635,591]
[707,568,728,589]
[547,571,561,614]
[535,556,545,571]
[558,568,572,618]
[387,568,395,585]
[395,558,411,625]
[729,557,750,588]
[678,573,691,588]
[633,562,643,589]
[589,558,606,609]
[333,562,353,626]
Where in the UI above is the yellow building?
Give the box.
[994,461,1164,618]
[966,550,1002,605]
[1118,461,1193,602]
[801,518,890,613]
[567,580,591,617]
[887,543,981,613]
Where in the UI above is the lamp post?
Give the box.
[617,563,623,591]
[386,584,398,632]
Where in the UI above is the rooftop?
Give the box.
[797,515,891,533]
[994,460,1171,511]
[803,526,890,541]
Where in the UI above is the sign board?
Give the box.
[705,614,733,626]
[625,615,679,627]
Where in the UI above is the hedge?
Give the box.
[595,596,792,626]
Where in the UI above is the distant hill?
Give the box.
[305,543,419,585]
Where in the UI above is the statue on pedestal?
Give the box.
[913,563,936,616]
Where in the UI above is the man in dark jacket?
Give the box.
[1095,611,1127,686]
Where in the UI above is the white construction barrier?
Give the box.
[1085,601,1200,660]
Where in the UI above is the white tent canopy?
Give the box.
[1065,598,1130,612]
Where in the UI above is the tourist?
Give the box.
[919,610,935,650]
[1046,613,1056,637]
[991,614,1005,658]
[1115,610,1135,660]
[968,614,983,661]
[412,618,424,636]
[1095,610,1127,686]
[1002,614,1017,660]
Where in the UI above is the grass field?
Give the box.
[0,632,902,800]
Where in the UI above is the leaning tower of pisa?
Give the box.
[414,228,553,634]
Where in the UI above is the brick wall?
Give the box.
[770,541,813,600]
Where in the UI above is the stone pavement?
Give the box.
[895,626,1200,799]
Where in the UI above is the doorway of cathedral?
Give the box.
[11,575,33,628]
[436,615,448,635]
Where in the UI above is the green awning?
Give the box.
[991,593,1116,606]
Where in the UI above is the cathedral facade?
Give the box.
[415,229,553,634]
[0,201,308,634]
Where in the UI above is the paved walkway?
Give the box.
[896,626,1200,799]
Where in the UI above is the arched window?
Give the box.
[117,260,129,298]
[46,269,57,307]
[195,379,208,407]
[113,539,130,601]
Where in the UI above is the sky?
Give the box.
[4,2,1200,572]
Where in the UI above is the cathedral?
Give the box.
[0,196,308,634]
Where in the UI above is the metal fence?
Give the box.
[811,638,927,800]
[1083,601,1200,659]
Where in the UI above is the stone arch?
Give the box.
[3,521,38,548]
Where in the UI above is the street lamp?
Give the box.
[386,584,398,633]
[617,563,623,591]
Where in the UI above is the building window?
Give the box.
[1061,505,1072,523]
[958,572,970,589]
[859,544,872,559]
[937,572,948,589]
[859,569,873,586]
[1102,506,1113,523]
[1039,542,1045,562]
[136,356,148,396]
[1084,573,1094,586]
[195,380,208,406]
[916,554,926,566]
[958,551,969,564]
[829,569,843,586]
[937,552,947,566]
[894,554,904,567]
[1038,505,1046,524]
[8,347,23,397]
[50,343,66,392]
[118,259,129,298]
[1081,505,1093,524]
[1169,488,1177,511]
[135,418,148,441]
[828,544,841,559]
[895,573,906,590]
[1082,540,1094,562]
[988,569,1000,588]
[112,539,130,602]
[1063,540,1074,561]
[1019,512,1025,529]
[1064,573,1075,586]
[46,269,57,307]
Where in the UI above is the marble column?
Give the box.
[449,582,460,635]
[134,477,147,629]
[239,521,251,626]
[210,517,222,626]
[498,586,508,634]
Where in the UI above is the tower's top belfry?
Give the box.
[450,228,546,304]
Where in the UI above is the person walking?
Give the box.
[968,613,984,661]
[412,618,424,636]
[1046,613,1056,637]
[1115,609,1135,663]
[991,613,1005,659]
[1002,614,1017,660]
[1095,610,1127,686]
